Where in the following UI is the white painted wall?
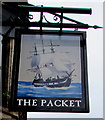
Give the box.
[27,0,103,118]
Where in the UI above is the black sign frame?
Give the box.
[10,29,89,113]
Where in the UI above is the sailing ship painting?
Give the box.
[30,40,75,88]
[17,34,82,98]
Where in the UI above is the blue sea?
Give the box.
[17,81,82,98]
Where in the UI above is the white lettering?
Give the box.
[75,100,81,107]
[62,100,68,107]
[41,99,47,106]
[17,99,82,107]
[47,100,53,107]
[17,99,23,106]
[69,100,75,107]
[24,99,31,106]
[32,99,38,106]
[54,100,61,107]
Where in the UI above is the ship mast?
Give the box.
[50,40,55,53]
[34,43,38,55]
[42,39,45,54]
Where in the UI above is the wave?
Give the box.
[17,81,82,98]
[18,84,35,89]
[18,84,48,90]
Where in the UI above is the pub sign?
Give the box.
[10,29,89,112]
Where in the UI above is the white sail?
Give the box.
[52,53,71,71]
[31,53,54,67]
[53,59,68,71]
[39,53,54,66]
[40,67,52,80]
[31,55,40,67]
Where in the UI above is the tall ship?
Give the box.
[27,40,75,88]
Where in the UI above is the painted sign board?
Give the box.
[10,29,89,112]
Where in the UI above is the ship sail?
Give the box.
[39,53,54,66]
[52,53,71,71]
[31,52,55,79]
[40,67,52,80]
[31,55,40,67]
[31,51,73,79]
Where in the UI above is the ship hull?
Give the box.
[32,77,71,88]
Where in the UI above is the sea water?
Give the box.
[17,81,82,98]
